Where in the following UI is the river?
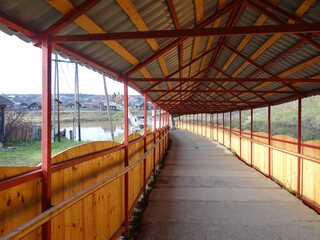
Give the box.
[64,125,124,141]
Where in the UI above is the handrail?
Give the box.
[188,121,320,150]
[0,131,169,240]
[0,129,167,191]
[202,124,320,164]
[180,121,320,164]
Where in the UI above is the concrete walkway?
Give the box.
[136,130,320,240]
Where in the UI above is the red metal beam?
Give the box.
[130,77,320,83]
[210,65,270,103]
[158,99,264,104]
[41,37,52,240]
[248,33,317,78]
[268,105,271,178]
[143,93,147,197]
[222,43,300,93]
[246,0,320,50]
[141,46,217,92]
[123,79,129,235]
[153,102,156,174]
[149,89,294,94]
[33,0,102,47]
[122,0,242,78]
[297,96,302,196]
[51,23,320,43]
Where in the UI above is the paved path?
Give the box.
[136,130,320,240]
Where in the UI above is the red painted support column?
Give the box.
[162,110,164,131]
[153,103,156,174]
[209,114,211,139]
[268,105,271,178]
[193,114,195,133]
[230,111,232,150]
[250,108,253,167]
[223,112,225,145]
[239,110,242,159]
[123,78,129,235]
[143,93,147,196]
[205,114,207,137]
[216,113,218,142]
[159,107,162,164]
[297,96,302,196]
[196,114,198,134]
[41,37,52,240]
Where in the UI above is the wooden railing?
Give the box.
[178,120,320,213]
[0,128,169,240]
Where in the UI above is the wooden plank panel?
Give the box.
[271,135,298,191]
[146,130,154,180]
[0,167,41,238]
[252,132,269,174]
[50,141,125,240]
[302,140,320,206]
[127,133,144,209]
[241,130,251,164]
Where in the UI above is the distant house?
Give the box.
[101,102,117,111]
[65,103,75,108]
[0,96,14,109]
[29,102,41,110]
[20,103,29,110]
[139,103,154,110]
[93,96,102,102]
[0,96,14,142]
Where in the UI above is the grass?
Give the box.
[0,126,154,166]
[0,137,87,166]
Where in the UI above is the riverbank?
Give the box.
[24,108,154,126]
[0,137,87,166]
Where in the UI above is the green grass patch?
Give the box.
[0,138,87,167]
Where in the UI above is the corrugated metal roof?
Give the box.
[0,0,319,116]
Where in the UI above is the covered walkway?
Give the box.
[137,130,320,239]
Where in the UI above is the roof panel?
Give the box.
[0,0,319,115]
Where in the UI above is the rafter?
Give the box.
[203,0,313,100]
[33,0,102,47]
[189,0,204,79]
[45,0,152,80]
[119,0,242,78]
[116,0,170,92]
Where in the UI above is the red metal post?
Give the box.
[143,93,147,196]
[193,114,195,133]
[223,112,225,145]
[201,114,203,136]
[205,113,207,137]
[230,111,232,150]
[297,96,302,196]
[250,108,253,167]
[196,114,198,134]
[216,113,218,142]
[41,37,52,240]
[123,79,129,235]
[159,107,162,163]
[162,110,164,130]
[153,103,156,174]
[239,110,242,159]
[268,105,271,178]
[210,114,212,139]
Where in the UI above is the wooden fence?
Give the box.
[179,120,320,212]
[0,128,169,239]
[5,125,41,142]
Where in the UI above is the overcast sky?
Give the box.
[0,31,139,96]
